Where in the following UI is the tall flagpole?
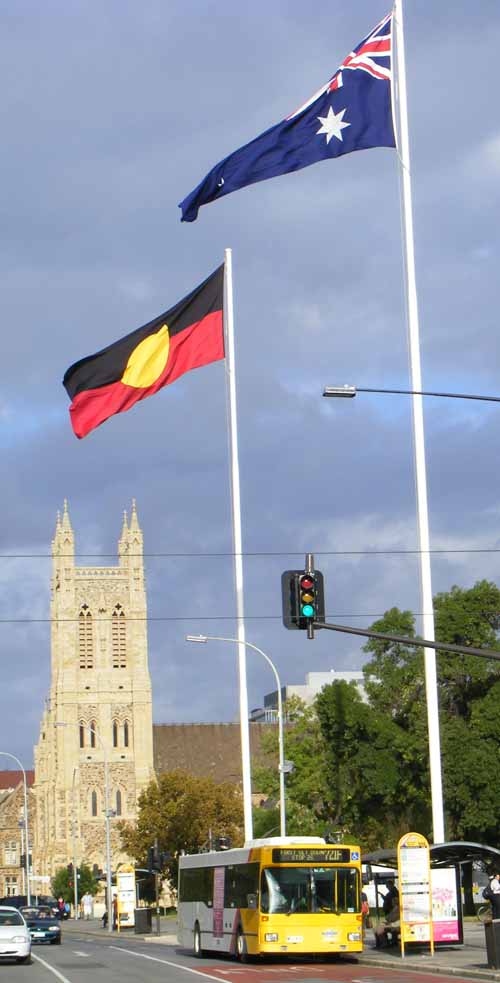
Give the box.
[223,247,253,842]
[393,0,445,843]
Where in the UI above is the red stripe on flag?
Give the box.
[69,311,224,438]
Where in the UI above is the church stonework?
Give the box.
[32,501,154,880]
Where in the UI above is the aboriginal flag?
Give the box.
[63,265,224,438]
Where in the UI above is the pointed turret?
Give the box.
[118,509,129,564]
[51,510,62,556]
[60,499,74,559]
[129,499,143,556]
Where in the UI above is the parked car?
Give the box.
[0,905,31,964]
[0,894,59,918]
[20,906,62,945]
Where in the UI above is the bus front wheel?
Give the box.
[194,923,204,958]
[236,927,248,963]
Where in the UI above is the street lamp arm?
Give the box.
[185,634,286,837]
[323,385,500,403]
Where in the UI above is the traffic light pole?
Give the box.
[312,620,500,662]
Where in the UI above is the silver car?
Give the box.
[0,906,31,964]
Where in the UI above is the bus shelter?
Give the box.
[362,841,500,948]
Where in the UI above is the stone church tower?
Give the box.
[32,501,154,878]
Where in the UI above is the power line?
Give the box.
[0,612,443,625]
[0,548,500,559]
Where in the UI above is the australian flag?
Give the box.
[179,13,395,223]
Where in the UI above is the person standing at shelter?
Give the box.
[81,892,93,920]
[489,873,500,919]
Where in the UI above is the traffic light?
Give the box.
[281,569,325,630]
[147,845,171,872]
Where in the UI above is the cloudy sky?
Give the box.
[2,1,500,770]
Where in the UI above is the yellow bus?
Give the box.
[178,837,363,961]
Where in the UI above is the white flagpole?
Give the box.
[393,0,445,843]
[223,247,253,842]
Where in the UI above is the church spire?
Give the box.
[128,499,143,562]
[118,509,129,562]
[60,499,74,558]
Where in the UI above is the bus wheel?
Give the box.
[194,923,204,958]
[236,927,248,963]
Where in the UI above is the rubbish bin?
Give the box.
[484,919,500,969]
[134,907,153,934]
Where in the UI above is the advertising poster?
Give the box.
[116,863,136,928]
[213,867,225,938]
[431,867,460,943]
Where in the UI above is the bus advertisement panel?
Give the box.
[178,837,363,961]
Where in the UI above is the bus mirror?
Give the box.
[247,894,257,909]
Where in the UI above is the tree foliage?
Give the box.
[252,581,500,850]
[51,863,98,903]
[118,769,243,886]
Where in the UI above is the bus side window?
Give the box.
[225,863,260,909]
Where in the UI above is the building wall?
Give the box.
[153,721,276,790]
[32,501,154,881]
[0,781,34,899]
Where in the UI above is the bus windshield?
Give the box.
[260,866,359,915]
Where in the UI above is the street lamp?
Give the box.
[186,634,287,837]
[0,752,31,905]
[54,722,113,933]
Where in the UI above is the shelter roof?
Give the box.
[362,841,500,874]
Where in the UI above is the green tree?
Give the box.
[362,583,500,846]
[252,697,329,836]
[118,769,243,886]
[51,863,98,904]
[315,680,427,847]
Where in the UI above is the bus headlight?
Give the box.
[265,932,279,942]
[348,932,361,942]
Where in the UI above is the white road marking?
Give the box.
[72,949,90,956]
[32,951,74,982]
[111,945,231,981]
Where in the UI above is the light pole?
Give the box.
[71,767,79,919]
[186,635,287,837]
[54,722,113,933]
[0,752,31,905]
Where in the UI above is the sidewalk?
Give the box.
[64,918,500,980]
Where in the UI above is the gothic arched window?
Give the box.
[116,789,122,816]
[112,604,127,669]
[91,790,98,817]
[90,721,97,748]
[112,720,118,748]
[79,722,85,748]
[79,605,94,669]
[123,720,129,748]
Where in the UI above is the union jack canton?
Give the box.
[180,13,395,223]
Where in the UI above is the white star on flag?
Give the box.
[316,106,351,144]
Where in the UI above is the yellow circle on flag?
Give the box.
[121,325,170,388]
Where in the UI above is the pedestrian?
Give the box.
[81,891,93,920]
[486,873,500,919]
[374,879,400,948]
[57,896,65,919]
[361,890,370,938]
[112,894,118,931]
[102,908,108,929]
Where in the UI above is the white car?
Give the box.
[0,906,32,964]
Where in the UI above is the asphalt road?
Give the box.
[2,929,495,983]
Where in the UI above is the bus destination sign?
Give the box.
[272,848,351,864]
